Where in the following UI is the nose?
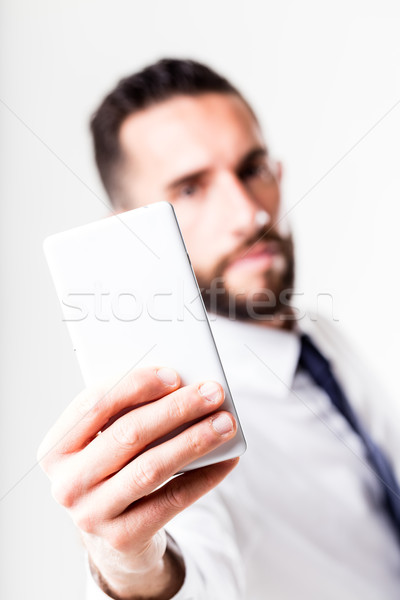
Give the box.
[221,174,270,238]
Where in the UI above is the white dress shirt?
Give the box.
[86,314,400,599]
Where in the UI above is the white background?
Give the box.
[1,1,400,598]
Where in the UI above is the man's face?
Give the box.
[118,93,294,321]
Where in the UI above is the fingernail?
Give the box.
[199,381,223,403]
[156,367,178,386]
[211,413,234,435]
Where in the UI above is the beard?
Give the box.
[196,225,295,326]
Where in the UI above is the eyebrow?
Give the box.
[237,147,268,169]
[166,145,268,192]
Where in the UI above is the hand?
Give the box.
[37,367,239,599]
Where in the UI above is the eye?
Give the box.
[240,161,274,182]
[178,182,200,198]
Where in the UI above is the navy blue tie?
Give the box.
[299,333,400,542]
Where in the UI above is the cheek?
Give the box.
[257,187,281,223]
[182,223,216,266]
[171,205,199,247]
[172,203,213,249]
[173,211,219,274]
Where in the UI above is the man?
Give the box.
[38,59,400,599]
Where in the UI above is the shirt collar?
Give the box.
[208,313,301,399]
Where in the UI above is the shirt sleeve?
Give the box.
[85,487,245,600]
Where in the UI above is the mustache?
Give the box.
[198,224,295,287]
[226,226,292,266]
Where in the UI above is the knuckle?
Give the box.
[166,385,201,422]
[133,457,162,492]
[74,386,101,418]
[184,427,205,456]
[77,372,139,421]
[163,483,187,511]
[111,415,141,449]
[112,371,139,404]
[73,509,96,534]
[167,391,187,421]
[51,478,76,508]
[106,526,130,553]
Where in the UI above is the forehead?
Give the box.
[118,93,265,181]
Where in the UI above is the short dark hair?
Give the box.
[90,58,248,205]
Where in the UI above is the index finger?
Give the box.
[37,366,180,465]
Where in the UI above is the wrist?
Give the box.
[89,534,185,600]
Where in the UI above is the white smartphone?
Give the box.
[44,201,246,471]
